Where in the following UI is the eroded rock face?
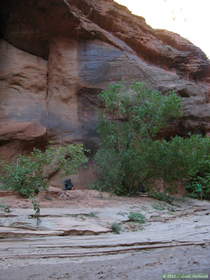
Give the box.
[0,40,47,121]
[0,40,48,160]
[0,121,46,141]
[0,0,210,164]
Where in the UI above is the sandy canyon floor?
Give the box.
[0,189,209,280]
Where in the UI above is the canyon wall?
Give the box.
[0,0,210,184]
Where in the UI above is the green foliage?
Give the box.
[86,212,98,218]
[128,212,146,224]
[94,82,210,199]
[149,192,175,204]
[152,203,166,211]
[44,144,88,176]
[0,149,48,198]
[0,144,88,198]
[111,222,122,234]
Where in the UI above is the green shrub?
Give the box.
[0,149,48,198]
[87,212,98,218]
[94,82,210,198]
[0,144,88,198]
[152,203,166,211]
[111,222,122,234]
[128,212,146,223]
[149,192,175,204]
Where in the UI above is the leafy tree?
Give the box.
[0,144,88,198]
[94,82,210,198]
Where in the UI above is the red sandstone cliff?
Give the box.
[0,0,210,161]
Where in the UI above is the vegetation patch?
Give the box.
[86,212,99,218]
[93,82,210,199]
[111,222,122,234]
[128,212,146,224]
[149,192,175,204]
[0,144,87,198]
[152,203,166,211]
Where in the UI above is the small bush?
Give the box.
[128,212,146,223]
[152,203,166,211]
[149,192,175,204]
[87,212,98,218]
[111,223,122,234]
[0,149,48,198]
[0,144,88,198]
